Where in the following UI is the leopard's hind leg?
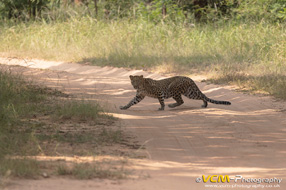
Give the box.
[202,100,208,108]
[184,86,207,108]
[168,95,184,108]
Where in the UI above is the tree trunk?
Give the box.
[162,3,167,17]
[32,2,36,18]
[29,0,32,18]
[8,8,12,19]
[94,0,98,17]
[38,0,42,18]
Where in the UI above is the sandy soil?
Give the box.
[0,57,285,190]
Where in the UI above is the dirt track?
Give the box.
[1,57,286,190]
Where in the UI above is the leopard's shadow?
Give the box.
[168,106,202,112]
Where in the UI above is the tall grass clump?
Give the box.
[0,70,44,178]
[53,100,104,121]
[0,71,46,155]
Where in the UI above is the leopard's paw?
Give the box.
[120,106,128,110]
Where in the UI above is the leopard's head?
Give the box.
[129,75,144,89]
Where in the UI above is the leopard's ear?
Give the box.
[129,75,133,79]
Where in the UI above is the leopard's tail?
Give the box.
[204,96,231,105]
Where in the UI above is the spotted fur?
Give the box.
[120,75,231,111]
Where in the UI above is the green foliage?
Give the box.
[103,0,136,18]
[232,0,286,22]
[269,0,286,20]
[0,0,50,20]
[1,0,285,23]
[137,0,186,22]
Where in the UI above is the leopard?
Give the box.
[120,75,231,111]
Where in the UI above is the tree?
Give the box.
[0,0,49,19]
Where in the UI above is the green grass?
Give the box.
[0,70,43,178]
[0,18,285,99]
[36,126,122,146]
[0,71,44,157]
[57,162,128,179]
[210,71,286,99]
[0,69,124,179]
[0,159,40,179]
[53,100,103,121]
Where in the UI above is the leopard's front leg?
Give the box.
[120,94,145,110]
[157,93,165,111]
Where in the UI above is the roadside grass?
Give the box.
[0,68,129,180]
[210,72,286,99]
[52,100,112,122]
[57,162,128,179]
[0,70,46,179]
[0,159,40,179]
[208,62,286,99]
[0,18,285,99]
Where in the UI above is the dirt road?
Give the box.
[1,57,286,190]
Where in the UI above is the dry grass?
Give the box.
[0,18,285,99]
